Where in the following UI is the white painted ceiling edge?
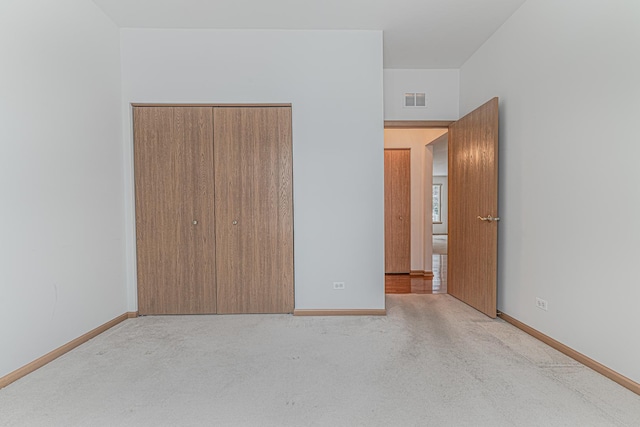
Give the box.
[91,0,526,68]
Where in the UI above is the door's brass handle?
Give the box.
[477,215,500,222]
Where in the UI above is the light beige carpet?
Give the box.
[1,295,639,426]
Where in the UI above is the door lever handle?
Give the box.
[477,215,500,222]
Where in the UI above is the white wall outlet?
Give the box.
[536,297,548,311]
[333,282,345,290]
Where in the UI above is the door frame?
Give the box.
[383,121,450,291]
[383,122,451,280]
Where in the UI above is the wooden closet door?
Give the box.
[384,149,411,273]
[134,106,216,315]
[214,107,294,314]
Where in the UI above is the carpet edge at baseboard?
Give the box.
[0,311,138,389]
[498,312,640,396]
[293,309,387,316]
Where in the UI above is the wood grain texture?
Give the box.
[134,106,217,315]
[0,313,135,389]
[385,274,443,294]
[384,149,411,273]
[214,107,294,314]
[448,98,499,318]
[498,312,640,396]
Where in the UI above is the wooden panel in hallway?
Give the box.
[384,149,411,273]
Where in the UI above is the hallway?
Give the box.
[385,235,447,294]
[385,255,447,294]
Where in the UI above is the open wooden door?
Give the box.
[448,98,499,318]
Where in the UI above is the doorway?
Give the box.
[383,98,500,318]
[383,127,448,294]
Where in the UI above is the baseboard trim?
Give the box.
[293,309,387,316]
[498,312,640,396]
[410,270,434,279]
[0,311,137,389]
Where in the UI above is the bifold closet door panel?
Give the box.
[134,106,217,315]
[214,107,294,314]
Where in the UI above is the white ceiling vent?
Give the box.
[404,92,427,108]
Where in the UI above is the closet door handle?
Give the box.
[192,220,198,225]
[232,220,238,225]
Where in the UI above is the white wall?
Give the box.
[384,69,459,121]
[384,129,447,273]
[460,0,640,383]
[120,29,385,310]
[433,176,448,235]
[0,0,126,378]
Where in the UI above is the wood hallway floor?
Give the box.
[385,254,447,294]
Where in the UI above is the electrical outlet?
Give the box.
[333,282,345,290]
[536,297,548,311]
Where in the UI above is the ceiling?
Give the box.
[91,0,526,68]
